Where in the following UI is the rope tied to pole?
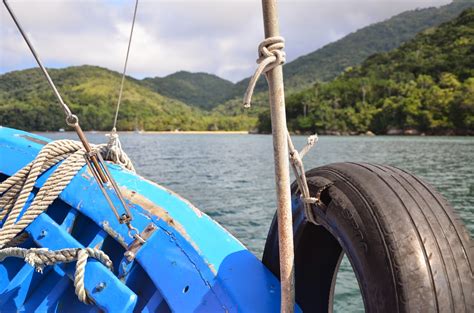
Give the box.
[243,36,286,108]
[0,247,113,304]
[244,30,318,311]
[244,36,320,223]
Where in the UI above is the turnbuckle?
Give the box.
[76,124,144,243]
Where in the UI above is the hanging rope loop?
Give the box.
[243,36,286,108]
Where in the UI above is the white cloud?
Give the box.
[0,0,451,82]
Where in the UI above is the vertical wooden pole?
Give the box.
[261,1,295,312]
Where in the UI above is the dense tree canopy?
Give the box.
[230,0,474,98]
[257,9,474,135]
[1,5,472,134]
[0,66,255,131]
[142,71,235,110]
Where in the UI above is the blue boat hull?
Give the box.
[0,127,297,312]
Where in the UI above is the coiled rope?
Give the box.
[0,140,85,248]
[0,139,133,303]
[244,37,319,222]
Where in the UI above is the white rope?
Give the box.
[287,132,321,223]
[243,36,321,222]
[0,140,134,247]
[0,247,113,304]
[0,140,84,247]
[243,36,286,108]
[0,139,133,304]
[105,132,136,173]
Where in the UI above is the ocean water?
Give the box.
[40,132,474,312]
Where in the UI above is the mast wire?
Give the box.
[2,0,73,120]
[112,0,139,132]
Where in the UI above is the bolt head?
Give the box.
[124,251,135,262]
[38,230,47,239]
[95,282,106,292]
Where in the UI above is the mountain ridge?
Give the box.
[0,65,255,131]
[225,0,474,103]
[1,1,473,132]
[255,8,474,135]
[141,71,235,110]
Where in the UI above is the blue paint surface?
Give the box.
[0,127,299,312]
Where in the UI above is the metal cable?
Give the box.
[2,0,74,121]
[112,0,140,131]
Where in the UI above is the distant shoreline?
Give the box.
[140,131,249,134]
[35,130,250,135]
[31,130,473,137]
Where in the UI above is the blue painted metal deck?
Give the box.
[0,126,297,312]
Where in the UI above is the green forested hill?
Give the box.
[142,71,235,110]
[256,9,474,135]
[226,0,474,105]
[120,1,474,113]
[0,66,255,131]
[1,2,472,133]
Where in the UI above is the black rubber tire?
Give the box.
[262,162,473,313]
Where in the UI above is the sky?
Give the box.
[0,0,451,82]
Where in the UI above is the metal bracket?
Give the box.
[314,182,334,211]
[304,182,334,225]
[124,223,157,262]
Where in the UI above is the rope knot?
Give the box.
[257,36,286,71]
[289,149,303,169]
[306,134,318,147]
[104,131,136,173]
[244,36,286,108]
[25,248,49,273]
[0,246,114,304]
